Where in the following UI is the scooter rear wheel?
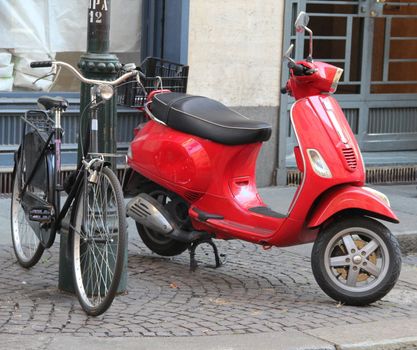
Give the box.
[311,216,401,305]
[136,184,189,257]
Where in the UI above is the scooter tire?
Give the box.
[136,222,189,257]
[311,216,401,306]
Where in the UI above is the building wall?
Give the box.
[187,0,285,186]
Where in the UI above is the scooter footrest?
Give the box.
[248,206,286,219]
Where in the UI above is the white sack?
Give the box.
[13,72,53,91]
[0,51,12,67]
[0,64,14,78]
[0,77,14,91]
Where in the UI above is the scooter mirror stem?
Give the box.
[283,44,296,64]
[304,26,314,62]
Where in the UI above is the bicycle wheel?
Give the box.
[10,150,44,268]
[71,166,127,316]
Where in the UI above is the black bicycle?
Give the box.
[10,60,141,316]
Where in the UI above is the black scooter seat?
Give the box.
[152,92,272,145]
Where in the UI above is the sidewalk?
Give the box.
[0,184,416,248]
[0,184,416,350]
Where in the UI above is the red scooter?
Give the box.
[125,12,401,306]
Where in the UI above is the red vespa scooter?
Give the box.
[125,12,401,306]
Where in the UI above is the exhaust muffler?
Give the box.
[126,193,174,234]
[127,193,208,243]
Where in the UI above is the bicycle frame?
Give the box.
[19,87,104,248]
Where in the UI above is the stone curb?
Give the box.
[2,331,417,350]
[305,318,417,350]
[336,336,417,350]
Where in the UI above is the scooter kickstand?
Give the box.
[188,238,223,272]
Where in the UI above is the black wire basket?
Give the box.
[22,110,54,135]
[117,57,189,108]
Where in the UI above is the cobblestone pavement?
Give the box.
[0,237,416,338]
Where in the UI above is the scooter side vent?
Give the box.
[183,190,202,202]
[342,148,357,170]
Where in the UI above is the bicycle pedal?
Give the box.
[29,207,53,223]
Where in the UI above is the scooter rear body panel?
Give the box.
[128,119,287,243]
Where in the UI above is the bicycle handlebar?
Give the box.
[30,60,145,86]
[30,61,53,68]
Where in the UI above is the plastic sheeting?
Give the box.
[0,0,142,52]
[0,0,142,91]
[0,50,13,91]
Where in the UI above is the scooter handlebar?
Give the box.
[288,61,317,77]
[288,61,305,76]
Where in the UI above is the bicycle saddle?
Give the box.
[37,96,69,111]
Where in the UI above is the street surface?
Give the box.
[0,235,416,338]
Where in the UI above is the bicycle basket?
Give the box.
[117,57,189,108]
[22,110,54,136]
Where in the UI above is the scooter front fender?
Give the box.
[307,185,399,228]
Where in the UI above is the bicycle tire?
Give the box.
[10,149,45,268]
[70,166,127,316]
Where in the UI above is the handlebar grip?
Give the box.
[288,61,306,76]
[30,61,53,68]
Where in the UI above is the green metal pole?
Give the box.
[59,0,127,293]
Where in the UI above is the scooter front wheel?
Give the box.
[311,217,401,306]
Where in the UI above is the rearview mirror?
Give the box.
[294,11,313,61]
[295,11,309,33]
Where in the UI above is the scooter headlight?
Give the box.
[307,149,332,178]
[363,187,391,207]
[330,68,344,93]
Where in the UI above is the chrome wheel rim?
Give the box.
[73,172,120,308]
[324,226,390,293]
[11,160,41,262]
